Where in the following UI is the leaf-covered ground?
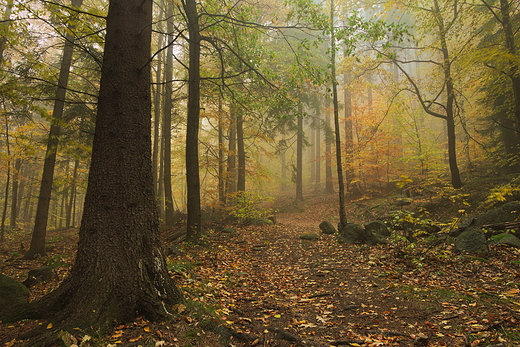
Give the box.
[1,193,520,347]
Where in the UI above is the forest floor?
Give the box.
[1,191,520,347]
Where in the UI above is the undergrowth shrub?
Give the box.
[225,191,275,225]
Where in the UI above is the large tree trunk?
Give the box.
[162,1,176,226]
[23,0,84,259]
[11,0,182,340]
[184,0,202,241]
[499,0,520,140]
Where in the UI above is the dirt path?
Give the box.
[1,205,519,346]
[184,214,520,347]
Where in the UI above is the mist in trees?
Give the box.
[0,0,519,341]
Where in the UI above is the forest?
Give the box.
[0,0,519,346]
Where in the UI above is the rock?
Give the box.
[166,244,183,257]
[319,221,336,234]
[454,227,488,254]
[299,232,319,240]
[222,227,236,234]
[474,201,520,226]
[396,197,413,206]
[0,274,30,319]
[267,215,277,224]
[22,266,53,288]
[489,233,520,248]
[364,220,390,237]
[366,231,388,245]
[338,223,366,244]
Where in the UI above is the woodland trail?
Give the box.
[1,201,520,346]
[182,209,520,347]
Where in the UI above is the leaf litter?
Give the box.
[1,195,520,346]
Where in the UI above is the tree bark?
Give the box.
[325,100,334,194]
[237,110,246,192]
[0,116,10,243]
[162,1,175,226]
[218,97,226,205]
[499,0,520,140]
[343,69,354,191]
[152,20,164,211]
[296,109,304,201]
[227,109,237,197]
[0,0,13,64]
[184,0,202,241]
[65,158,79,229]
[315,116,321,192]
[9,158,21,228]
[330,0,347,229]
[23,0,84,259]
[12,0,182,340]
[434,0,463,188]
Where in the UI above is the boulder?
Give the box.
[338,223,366,244]
[364,220,390,237]
[0,274,30,320]
[489,233,520,248]
[222,227,236,234]
[22,266,53,288]
[300,232,319,240]
[396,197,413,207]
[474,201,520,226]
[319,221,336,235]
[454,227,488,254]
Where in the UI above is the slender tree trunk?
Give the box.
[325,100,334,194]
[218,97,226,205]
[281,132,287,191]
[11,0,182,338]
[227,110,237,197]
[162,2,175,226]
[344,69,354,192]
[310,119,316,185]
[152,30,164,206]
[1,116,10,243]
[330,0,347,229]
[434,0,463,188]
[23,0,84,259]
[9,158,21,228]
[296,109,304,201]
[0,0,13,64]
[236,111,246,192]
[184,0,202,241]
[65,158,79,229]
[315,116,321,192]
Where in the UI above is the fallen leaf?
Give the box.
[128,335,142,342]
